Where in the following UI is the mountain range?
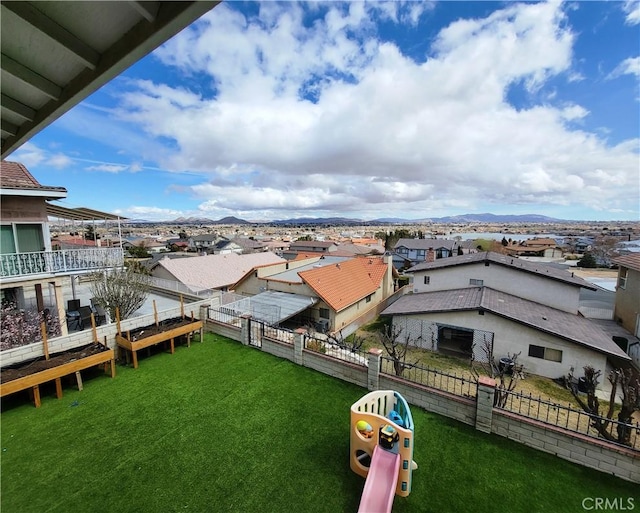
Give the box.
[142,213,568,225]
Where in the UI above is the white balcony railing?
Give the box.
[0,248,124,279]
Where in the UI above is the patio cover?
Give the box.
[222,291,318,326]
[46,203,126,221]
[1,1,219,158]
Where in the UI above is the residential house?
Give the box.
[381,251,630,384]
[615,239,640,255]
[232,255,394,334]
[0,161,124,336]
[283,240,339,260]
[230,237,267,254]
[504,237,564,259]
[392,238,476,270]
[149,252,285,294]
[612,254,640,339]
[211,239,243,255]
[188,233,220,252]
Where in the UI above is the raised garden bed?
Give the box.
[116,316,203,369]
[0,343,115,407]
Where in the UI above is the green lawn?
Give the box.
[1,335,637,513]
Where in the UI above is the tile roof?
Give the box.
[154,252,285,291]
[299,256,388,312]
[266,256,350,284]
[1,160,66,195]
[407,251,596,290]
[290,240,336,249]
[383,287,629,359]
[613,254,640,273]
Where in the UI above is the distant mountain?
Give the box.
[214,216,250,225]
[270,216,364,225]
[128,212,567,226]
[170,216,250,225]
[422,213,566,224]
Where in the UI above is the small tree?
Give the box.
[566,365,640,446]
[378,323,420,376]
[325,330,366,352]
[89,267,151,321]
[470,338,523,407]
[576,252,597,268]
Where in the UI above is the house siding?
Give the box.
[411,262,580,314]
[614,266,640,337]
[393,310,608,381]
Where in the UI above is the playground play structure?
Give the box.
[350,390,417,513]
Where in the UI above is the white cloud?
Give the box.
[623,0,640,25]
[85,164,127,173]
[124,206,184,221]
[609,56,640,78]
[110,2,638,218]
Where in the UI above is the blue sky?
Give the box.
[9,1,640,222]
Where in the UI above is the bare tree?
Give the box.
[88,267,151,321]
[325,330,366,352]
[470,338,523,407]
[378,323,420,376]
[566,365,640,446]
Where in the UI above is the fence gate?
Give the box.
[248,318,263,348]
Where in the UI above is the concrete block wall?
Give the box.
[379,373,476,426]
[205,320,241,343]
[302,349,368,388]
[492,410,640,483]
[262,337,295,363]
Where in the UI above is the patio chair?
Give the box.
[90,298,108,325]
[78,306,94,330]
[66,310,82,331]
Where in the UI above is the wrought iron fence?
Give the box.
[381,356,477,399]
[500,389,640,450]
[262,323,295,344]
[208,306,243,327]
[304,335,369,366]
[0,248,124,278]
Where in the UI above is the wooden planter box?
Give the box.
[0,347,115,407]
[116,319,203,369]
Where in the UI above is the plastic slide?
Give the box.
[357,445,401,513]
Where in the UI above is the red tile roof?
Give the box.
[613,254,640,273]
[298,257,388,312]
[1,160,66,194]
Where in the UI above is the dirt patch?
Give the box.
[571,269,618,279]
[0,343,109,384]
[123,317,199,342]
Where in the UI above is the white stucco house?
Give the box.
[381,252,631,384]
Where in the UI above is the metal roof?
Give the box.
[46,202,126,221]
[1,1,219,158]
[221,291,318,326]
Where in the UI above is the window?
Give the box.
[0,224,45,254]
[366,294,372,303]
[416,249,425,258]
[319,308,330,319]
[618,268,628,290]
[469,279,483,286]
[397,247,407,255]
[423,276,430,285]
[528,344,562,362]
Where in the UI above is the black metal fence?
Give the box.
[381,356,477,399]
[500,389,640,450]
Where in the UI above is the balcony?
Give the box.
[0,248,124,281]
